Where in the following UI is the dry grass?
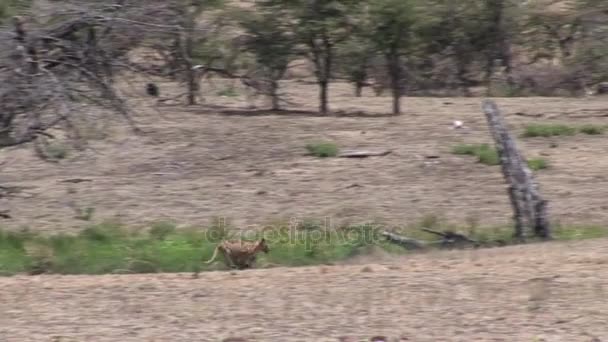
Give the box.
[1,79,608,233]
[1,76,608,341]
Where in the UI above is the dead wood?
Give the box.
[338,150,392,158]
[382,229,477,250]
[0,0,194,152]
[58,178,93,184]
[420,228,478,247]
[482,99,551,239]
[0,210,11,219]
[381,231,426,249]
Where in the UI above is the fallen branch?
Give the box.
[338,150,392,158]
[420,228,478,247]
[58,178,93,184]
[0,210,11,219]
[381,231,426,249]
[382,228,478,250]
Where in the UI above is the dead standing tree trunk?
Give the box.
[482,99,551,240]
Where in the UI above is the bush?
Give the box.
[305,141,339,157]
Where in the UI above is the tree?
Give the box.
[257,0,359,114]
[479,0,520,93]
[0,0,30,24]
[335,22,376,97]
[416,0,489,96]
[368,0,416,114]
[161,0,225,105]
[238,9,296,110]
[0,4,141,153]
[0,0,222,153]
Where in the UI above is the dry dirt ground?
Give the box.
[1,80,608,232]
[1,237,608,341]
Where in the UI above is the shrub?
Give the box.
[305,141,339,158]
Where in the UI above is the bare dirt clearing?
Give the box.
[1,81,608,232]
[1,238,608,341]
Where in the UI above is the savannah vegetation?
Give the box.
[0,0,607,274]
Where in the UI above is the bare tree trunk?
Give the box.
[386,51,401,115]
[354,82,363,97]
[309,33,332,115]
[507,185,524,240]
[485,0,514,93]
[482,100,551,239]
[319,80,329,114]
[270,79,280,110]
[185,31,197,106]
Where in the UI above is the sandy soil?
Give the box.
[1,237,608,341]
[1,81,608,233]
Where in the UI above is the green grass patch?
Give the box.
[0,219,607,276]
[522,123,606,138]
[452,143,499,166]
[305,141,339,158]
[452,143,550,170]
[552,224,608,241]
[579,124,606,135]
[522,124,577,138]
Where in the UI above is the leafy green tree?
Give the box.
[416,0,489,96]
[257,0,360,114]
[335,13,377,97]
[165,0,225,105]
[0,0,31,24]
[239,9,296,109]
[368,0,417,114]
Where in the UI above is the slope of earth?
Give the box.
[1,80,608,232]
[1,237,608,341]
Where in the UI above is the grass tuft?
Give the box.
[526,157,549,171]
[579,124,606,135]
[305,141,339,158]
